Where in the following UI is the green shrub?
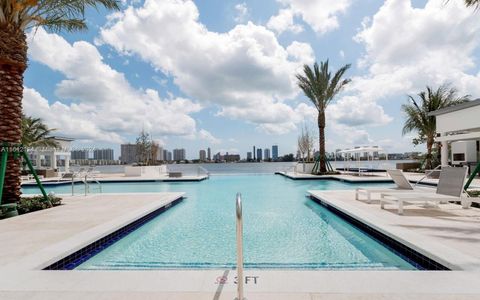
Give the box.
[17,195,62,215]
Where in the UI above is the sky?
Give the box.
[22,0,480,159]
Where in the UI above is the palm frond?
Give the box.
[1,0,119,31]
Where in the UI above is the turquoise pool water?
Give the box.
[23,175,416,270]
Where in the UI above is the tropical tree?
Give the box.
[463,0,480,9]
[296,60,351,173]
[21,115,59,148]
[0,0,119,204]
[402,85,470,170]
[135,129,153,166]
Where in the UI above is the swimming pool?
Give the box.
[24,175,418,270]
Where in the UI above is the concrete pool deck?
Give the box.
[277,171,480,188]
[1,191,480,299]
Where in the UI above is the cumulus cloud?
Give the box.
[267,9,303,34]
[268,0,352,35]
[323,0,480,142]
[99,0,314,134]
[327,96,392,127]
[26,28,203,142]
[353,0,480,100]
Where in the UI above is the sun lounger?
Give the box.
[380,167,468,214]
[355,169,425,203]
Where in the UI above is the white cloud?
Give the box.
[267,9,303,34]
[327,96,392,127]
[234,2,249,23]
[99,0,315,134]
[353,0,480,100]
[26,28,203,142]
[198,129,221,145]
[268,0,352,35]
[320,0,480,149]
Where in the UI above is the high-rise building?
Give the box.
[167,151,172,161]
[207,147,211,161]
[247,152,252,160]
[93,148,114,161]
[272,145,278,160]
[253,146,256,160]
[213,152,222,161]
[162,149,168,162]
[156,146,164,161]
[264,148,271,160]
[71,150,89,160]
[199,149,206,161]
[173,148,186,161]
[256,148,262,161]
[120,144,137,164]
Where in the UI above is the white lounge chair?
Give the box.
[355,169,429,203]
[380,167,468,215]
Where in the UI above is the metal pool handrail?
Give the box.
[236,192,245,300]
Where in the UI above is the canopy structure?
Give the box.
[337,146,386,154]
[335,146,389,175]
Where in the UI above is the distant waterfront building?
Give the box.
[272,145,278,160]
[253,146,256,160]
[156,146,164,161]
[162,149,168,162]
[167,151,172,161]
[93,148,114,161]
[207,147,211,161]
[199,149,206,161]
[224,154,240,162]
[264,148,271,160]
[120,144,137,164]
[256,148,262,161]
[213,152,222,161]
[71,150,89,160]
[247,152,252,161]
[173,148,186,161]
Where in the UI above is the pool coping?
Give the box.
[308,190,480,271]
[21,176,208,187]
[2,192,185,271]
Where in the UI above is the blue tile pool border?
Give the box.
[309,195,449,270]
[43,197,184,270]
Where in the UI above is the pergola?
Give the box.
[335,146,389,175]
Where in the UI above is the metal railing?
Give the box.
[67,168,102,196]
[285,162,299,174]
[197,166,210,177]
[236,193,244,300]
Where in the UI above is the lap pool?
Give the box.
[24,175,421,270]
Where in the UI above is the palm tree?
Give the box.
[0,0,119,204]
[296,60,351,173]
[464,0,480,9]
[402,85,470,170]
[21,115,59,148]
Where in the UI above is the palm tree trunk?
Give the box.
[0,25,28,204]
[318,110,326,173]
